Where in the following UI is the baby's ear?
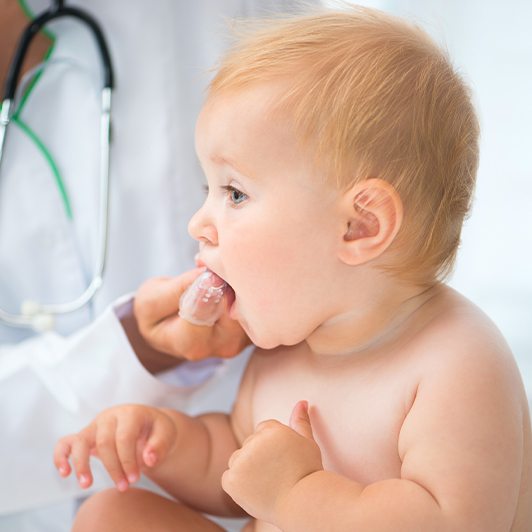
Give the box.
[337,178,403,266]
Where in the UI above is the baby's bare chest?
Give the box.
[250,352,416,484]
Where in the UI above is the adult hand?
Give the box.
[0,0,52,90]
[134,268,250,362]
[222,401,324,525]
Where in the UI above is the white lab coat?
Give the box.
[0,1,314,530]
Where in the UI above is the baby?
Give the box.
[55,6,532,531]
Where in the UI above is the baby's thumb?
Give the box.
[289,400,314,440]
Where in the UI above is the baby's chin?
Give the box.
[239,316,303,351]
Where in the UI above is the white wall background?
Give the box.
[327,0,532,398]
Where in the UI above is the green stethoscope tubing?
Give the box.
[5,0,73,219]
[0,0,114,330]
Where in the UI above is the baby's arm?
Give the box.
[55,405,244,517]
[224,335,525,530]
[145,409,245,516]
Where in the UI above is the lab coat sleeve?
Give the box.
[0,296,228,515]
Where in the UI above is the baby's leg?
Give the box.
[72,487,224,532]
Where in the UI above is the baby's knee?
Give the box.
[72,487,222,531]
[72,488,143,532]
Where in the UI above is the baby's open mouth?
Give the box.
[208,270,236,314]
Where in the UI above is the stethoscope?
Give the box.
[0,0,114,331]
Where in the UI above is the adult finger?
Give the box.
[178,270,231,326]
[164,312,248,360]
[135,269,204,327]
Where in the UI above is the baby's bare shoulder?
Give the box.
[401,285,527,466]
[397,287,528,529]
[400,285,527,436]
[415,285,516,376]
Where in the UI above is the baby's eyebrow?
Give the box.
[210,154,237,169]
[210,154,253,180]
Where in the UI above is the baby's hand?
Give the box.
[222,401,323,524]
[54,405,178,492]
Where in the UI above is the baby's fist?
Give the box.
[222,401,323,525]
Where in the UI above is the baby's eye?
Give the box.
[222,185,248,206]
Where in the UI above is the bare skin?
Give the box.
[59,285,531,532]
[72,488,224,532]
[229,286,532,531]
[56,84,531,531]
[0,0,52,92]
[133,270,249,365]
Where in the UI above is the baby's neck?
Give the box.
[306,272,441,358]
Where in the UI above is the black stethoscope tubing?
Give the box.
[0,0,114,330]
[3,0,114,100]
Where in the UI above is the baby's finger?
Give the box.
[93,420,129,492]
[227,448,242,469]
[70,434,94,489]
[115,418,144,485]
[54,436,74,477]
[142,415,176,468]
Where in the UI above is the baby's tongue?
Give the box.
[179,270,232,326]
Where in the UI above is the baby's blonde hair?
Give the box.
[209,5,479,285]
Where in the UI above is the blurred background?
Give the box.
[327,0,532,402]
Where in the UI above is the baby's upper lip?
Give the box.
[194,253,206,268]
[195,255,227,285]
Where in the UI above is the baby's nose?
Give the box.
[188,205,218,246]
